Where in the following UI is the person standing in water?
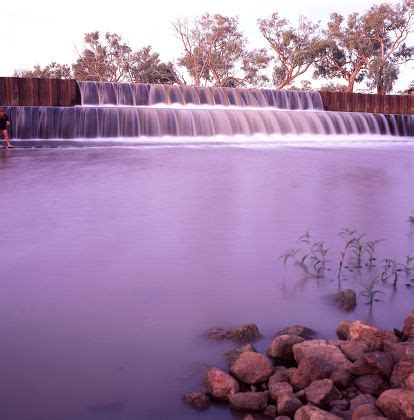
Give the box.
[0,108,13,148]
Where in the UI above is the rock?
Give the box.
[292,340,353,389]
[352,403,383,419]
[229,352,273,385]
[333,289,357,311]
[349,394,377,413]
[229,392,268,412]
[383,340,414,363]
[348,321,396,352]
[339,341,369,362]
[390,359,414,388]
[182,392,210,410]
[376,389,414,419]
[203,367,239,401]
[402,372,414,390]
[226,344,257,365]
[269,366,291,384]
[294,404,342,419]
[208,323,261,341]
[350,352,394,379]
[354,374,389,396]
[269,381,293,402]
[276,417,291,420]
[328,339,343,347]
[243,415,256,420]
[304,379,342,408]
[342,384,361,401]
[278,325,316,340]
[403,310,414,340]
[277,391,302,417]
[267,334,305,362]
[330,399,349,411]
[336,320,352,339]
[330,408,350,419]
[263,404,278,417]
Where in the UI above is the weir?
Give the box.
[3,81,414,141]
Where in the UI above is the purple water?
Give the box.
[1,143,414,420]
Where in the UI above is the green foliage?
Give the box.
[360,278,384,306]
[13,62,72,79]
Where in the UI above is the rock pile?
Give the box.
[183,310,414,419]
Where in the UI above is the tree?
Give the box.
[173,14,270,87]
[73,31,179,84]
[363,0,414,94]
[258,13,322,89]
[314,12,374,92]
[319,82,348,92]
[13,62,72,79]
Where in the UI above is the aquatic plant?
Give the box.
[338,229,359,280]
[363,240,382,269]
[408,214,414,224]
[382,258,399,287]
[360,278,384,306]
[397,256,414,276]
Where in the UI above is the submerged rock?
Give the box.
[208,324,261,342]
[229,391,268,412]
[278,325,316,340]
[203,367,239,401]
[225,344,257,365]
[333,289,357,311]
[182,392,210,410]
[230,352,273,385]
[376,389,414,419]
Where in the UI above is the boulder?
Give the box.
[329,399,349,411]
[403,310,414,340]
[350,352,394,379]
[390,359,414,388]
[269,381,293,402]
[339,341,369,362]
[333,289,357,311]
[352,403,383,419]
[402,372,414,391]
[203,367,239,401]
[226,344,257,365]
[269,366,291,384]
[383,340,414,363]
[276,417,292,420]
[354,374,389,396]
[336,320,352,340]
[208,323,261,341]
[294,405,341,419]
[349,394,377,413]
[263,404,278,417]
[348,321,396,352]
[342,384,361,401]
[229,352,273,385]
[291,356,334,390]
[229,392,268,412]
[182,392,210,410]
[376,389,414,419]
[277,391,302,417]
[267,334,305,362]
[278,325,316,339]
[304,379,341,408]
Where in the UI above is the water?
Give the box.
[1,144,414,420]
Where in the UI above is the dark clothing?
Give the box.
[0,114,9,130]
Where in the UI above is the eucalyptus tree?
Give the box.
[258,13,322,89]
[14,62,72,79]
[173,13,270,87]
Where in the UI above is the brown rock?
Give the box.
[342,384,361,401]
[276,417,291,420]
[350,352,394,379]
[336,320,352,340]
[277,391,302,417]
[348,321,396,352]
[402,372,414,390]
[330,399,349,411]
[230,352,273,385]
[229,392,268,412]
[263,404,278,417]
[208,323,261,341]
[390,359,414,388]
[403,310,414,340]
[304,379,341,408]
[182,392,210,410]
[376,389,414,419]
[328,339,343,347]
[294,405,342,419]
[269,381,293,402]
[279,325,316,339]
[269,366,291,384]
[333,289,357,311]
[354,374,389,396]
[291,356,334,390]
[383,340,414,363]
[352,403,383,419]
[349,394,377,413]
[226,344,257,365]
[339,341,369,362]
[203,367,239,401]
[268,334,305,362]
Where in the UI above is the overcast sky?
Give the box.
[2,0,413,91]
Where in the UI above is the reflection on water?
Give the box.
[0,144,414,420]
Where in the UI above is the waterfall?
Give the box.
[3,81,414,141]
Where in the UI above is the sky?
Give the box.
[2,0,413,91]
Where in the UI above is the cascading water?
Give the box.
[4,82,414,141]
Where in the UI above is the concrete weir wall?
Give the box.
[0,77,413,115]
